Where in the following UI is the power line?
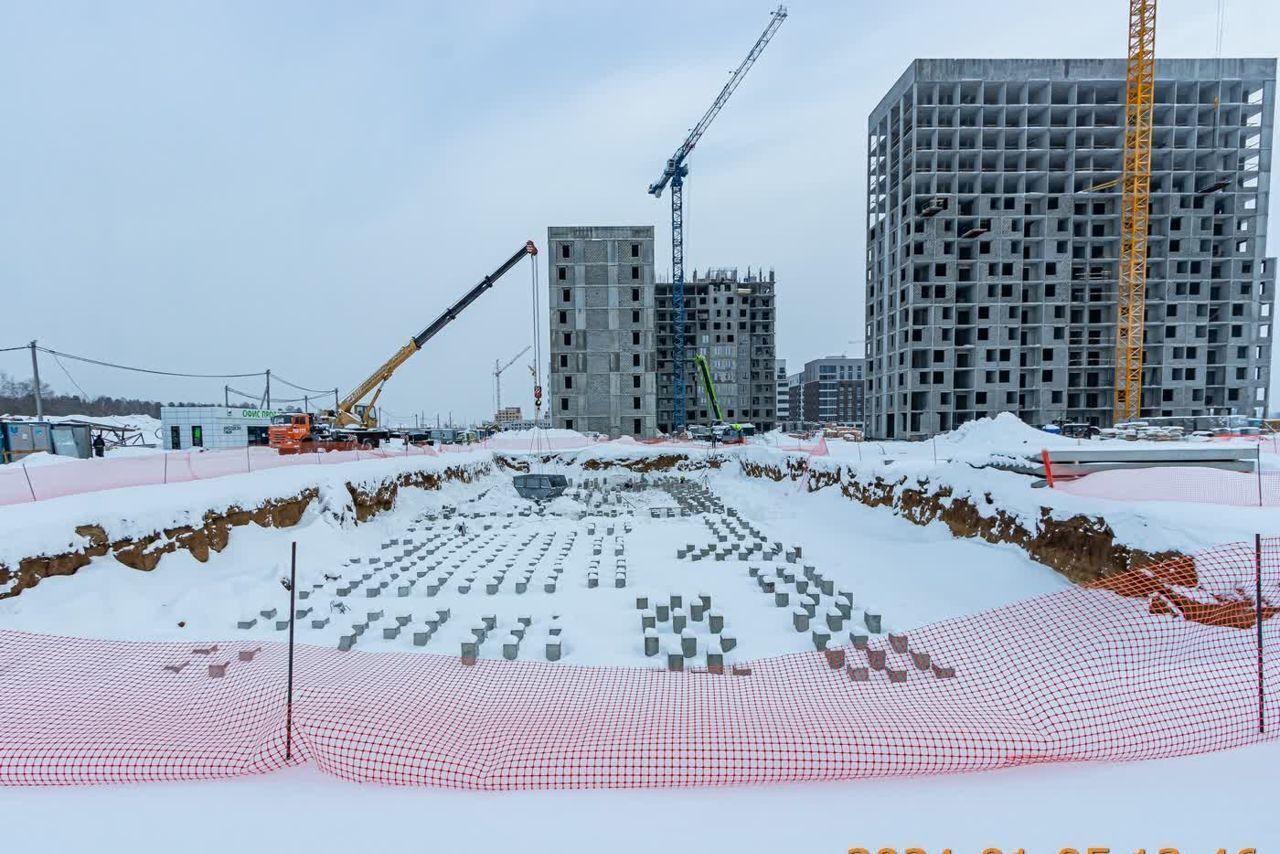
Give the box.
[0,345,29,353]
[50,352,92,400]
[37,346,266,379]
[272,373,335,394]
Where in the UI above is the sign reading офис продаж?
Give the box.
[160,406,281,451]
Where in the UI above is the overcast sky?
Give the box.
[2,0,1278,424]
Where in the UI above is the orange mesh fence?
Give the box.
[0,539,1275,788]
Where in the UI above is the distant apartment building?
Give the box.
[547,226,658,438]
[655,268,778,433]
[775,360,790,421]
[799,356,865,424]
[495,406,522,425]
[866,58,1276,439]
[786,372,803,426]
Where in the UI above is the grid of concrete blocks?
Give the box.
[219,474,952,682]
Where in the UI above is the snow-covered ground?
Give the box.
[7,743,1277,853]
[3,414,1278,658]
[1,419,1277,848]
[0,467,1071,666]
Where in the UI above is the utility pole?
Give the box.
[265,369,271,410]
[224,385,229,407]
[333,388,339,413]
[29,341,43,420]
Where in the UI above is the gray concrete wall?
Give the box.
[547,226,657,438]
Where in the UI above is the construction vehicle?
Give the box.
[268,411,360,454]
[692,353,746,445]
[269,240,539,453]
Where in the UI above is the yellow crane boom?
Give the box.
[332,240,539,430]
[1113,0,1157,424]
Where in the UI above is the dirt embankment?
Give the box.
[1096,557,1279,629]
[742,455,1180,584]
[740,454,1277,630]
[0,461,488,600]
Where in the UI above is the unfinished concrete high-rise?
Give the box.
[655,269,777,433]
[866,58,1276,439]
[547,226,657,438]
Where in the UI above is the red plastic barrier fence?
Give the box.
[1054,465,1280,507]
[0,540,1275,787]
[0,445,443,506]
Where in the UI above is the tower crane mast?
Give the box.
[1113,0,1158,423]
[648,4,787,432]
[494,345,532,415]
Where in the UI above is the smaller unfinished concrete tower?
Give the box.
[547,226,657,438]
[655,269,778,433]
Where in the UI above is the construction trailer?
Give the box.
[162,406,278,451]
[1,420,51,463]
[0,420,93,463]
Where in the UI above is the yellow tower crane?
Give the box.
[1113,0,1158,423]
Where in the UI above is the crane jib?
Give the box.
[410,247,533,349]
[330,240,537,429]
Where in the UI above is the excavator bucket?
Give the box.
[513,473,569,501]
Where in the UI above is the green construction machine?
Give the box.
[692,354,745,444]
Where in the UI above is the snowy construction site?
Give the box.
[5,0,1280,850]
[1,417,1276,811]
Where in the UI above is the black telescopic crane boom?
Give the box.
[336,240,539,428]
[413,240,539,348]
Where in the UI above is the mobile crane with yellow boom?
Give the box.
[270,240,539,453]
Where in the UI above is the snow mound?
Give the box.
[493,427,585,440]
[936,412,1072,453]
[7,452,78,468]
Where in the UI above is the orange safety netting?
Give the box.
[0,539,1274,788]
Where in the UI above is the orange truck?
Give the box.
[267,413,358,454]
[266,240,539,455]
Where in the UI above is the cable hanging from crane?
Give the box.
[528,247,547,455]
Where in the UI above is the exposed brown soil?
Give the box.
[581,453,724,473]
[0,461,488,600]
[738,454,1277,631]
[742,456,1182,584]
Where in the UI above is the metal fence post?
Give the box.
[1258,533,1266,734]
[1257,444,1264,507]
[286,542,297,760]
